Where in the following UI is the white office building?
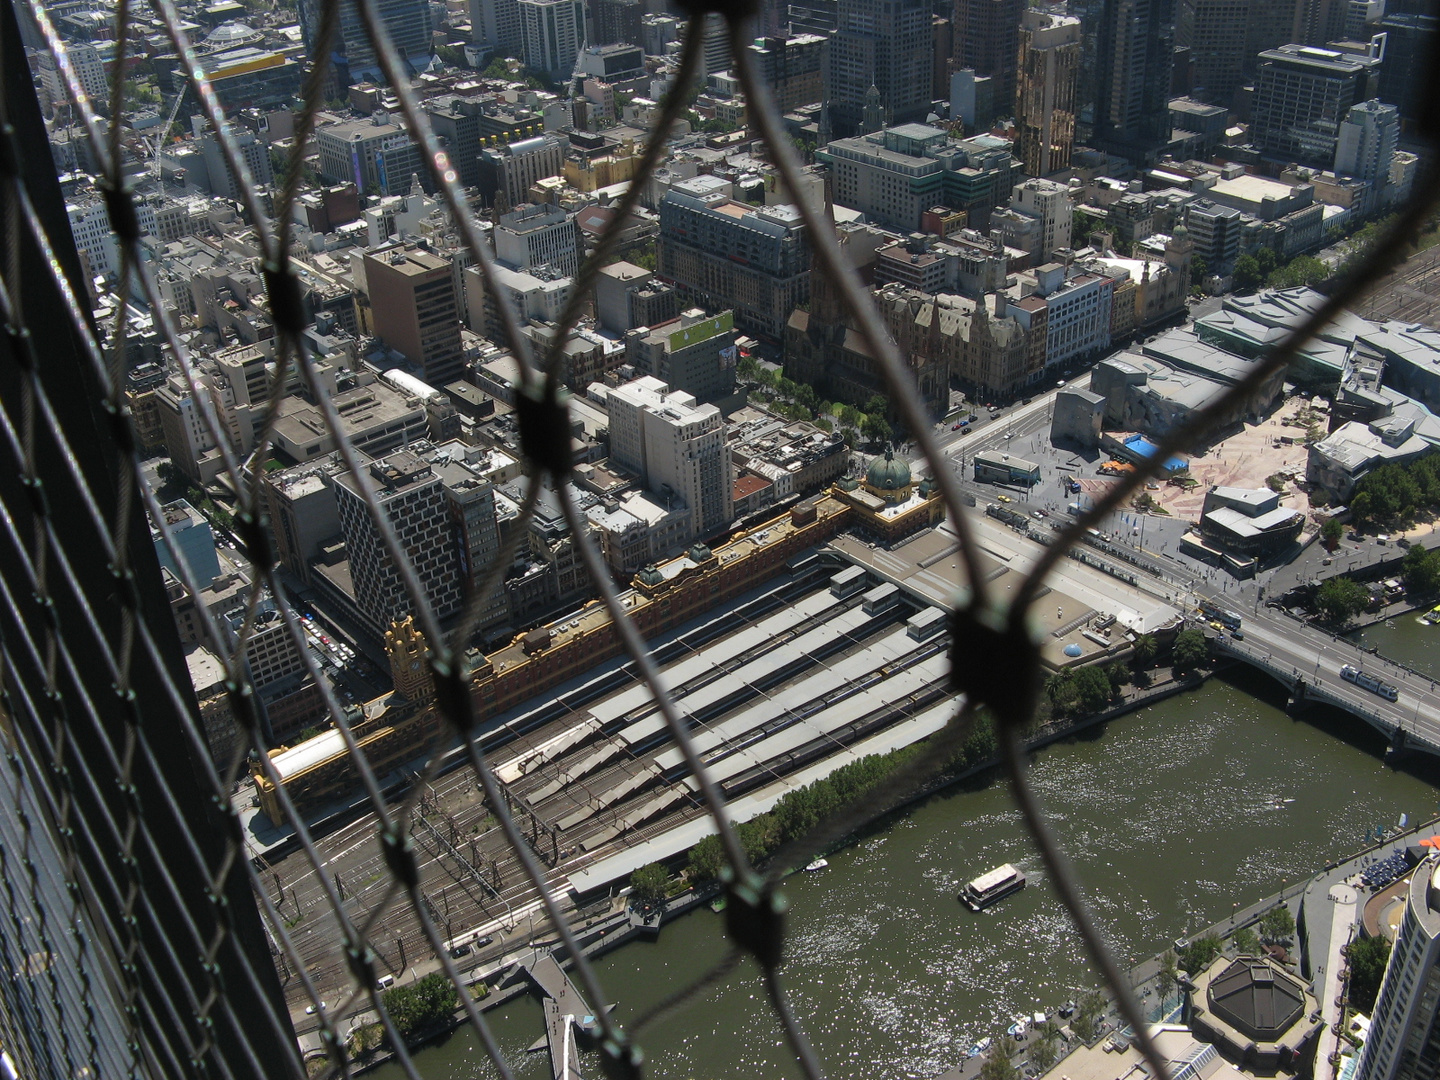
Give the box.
[67,199,118,279]
[606,376,734,540]
[495,202,582,278]
[518,0,584,81]
[1010,178,1074,263]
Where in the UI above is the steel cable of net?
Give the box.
[726,20,990,612]
[535,27,703,382]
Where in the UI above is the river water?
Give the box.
[374,617,1440,1080]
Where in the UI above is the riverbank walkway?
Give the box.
[1314,884,1359,1080]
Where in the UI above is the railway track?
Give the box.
[270,562,962,1012]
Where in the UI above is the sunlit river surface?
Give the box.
[374,615,1440,1080]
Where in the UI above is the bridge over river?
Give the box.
[1209,606,1440,755]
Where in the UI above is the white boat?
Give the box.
[1007,1017,1027,1039]
[960,863,1027,911]
[967,1037,992,1058]
[803,858,829,872]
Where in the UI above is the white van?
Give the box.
[376,974,395,990]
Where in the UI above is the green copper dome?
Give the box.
[865,446,912,492]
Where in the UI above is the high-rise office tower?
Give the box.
[1335,97,1399,213]
[472,0,524,55]
[1250,43,1380,168]
[365,245,465,388]
[592,0,642,44]
[297,0,432,83]
[1335,98,1399,180]
[1179,0,1250,104]
[1015,10,1081,176]
[1356,855,1440,1080]
[1093,0,1176,165]
[334,451,465,632]
[519,0,585,81]
[1377,10,1440,124]
[828,0,934,135]
[1243,0,1301,76]
[606,377,735,540]
[952,0,1023,117]
[701,13,732,75]
[1294,0,1350,44]
[749,33,829,112]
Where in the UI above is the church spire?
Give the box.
[860,84,886,136]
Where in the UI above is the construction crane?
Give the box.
[150,90,186,197]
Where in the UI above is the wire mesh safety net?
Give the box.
[0,0,1437,1076]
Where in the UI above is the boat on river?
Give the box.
[967,1037,992,1058]
[804,858,829,872]
[1424,604,1440,624]
[960,863,1026,911]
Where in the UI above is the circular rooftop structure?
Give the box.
[865,447,912,495]
[204,21,261,47]
[1207,958,1305,1039]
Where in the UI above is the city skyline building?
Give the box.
[749,33,829,112]
[1093,0,1177,165]
[472,0,524,55]
[1335,97,1399,210]
[827,0,934,136]
[592,0,643,44]
[952,0,1023,117]
[495,201,583,277]
[477,133,567,211]
[658,175,811,338]
[333,450,465,632]
[818,123,1022,233]
[1250,43,1381,168]
[1009,177,1075,262]
[1179,0,1250,104]
[297,0,432,83]
[364,245,465,387]
[606,376,735,541]
[519,0,585,81]
[1015,10,1081,177]
[314,114,427,198]
[625,309,739,405]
